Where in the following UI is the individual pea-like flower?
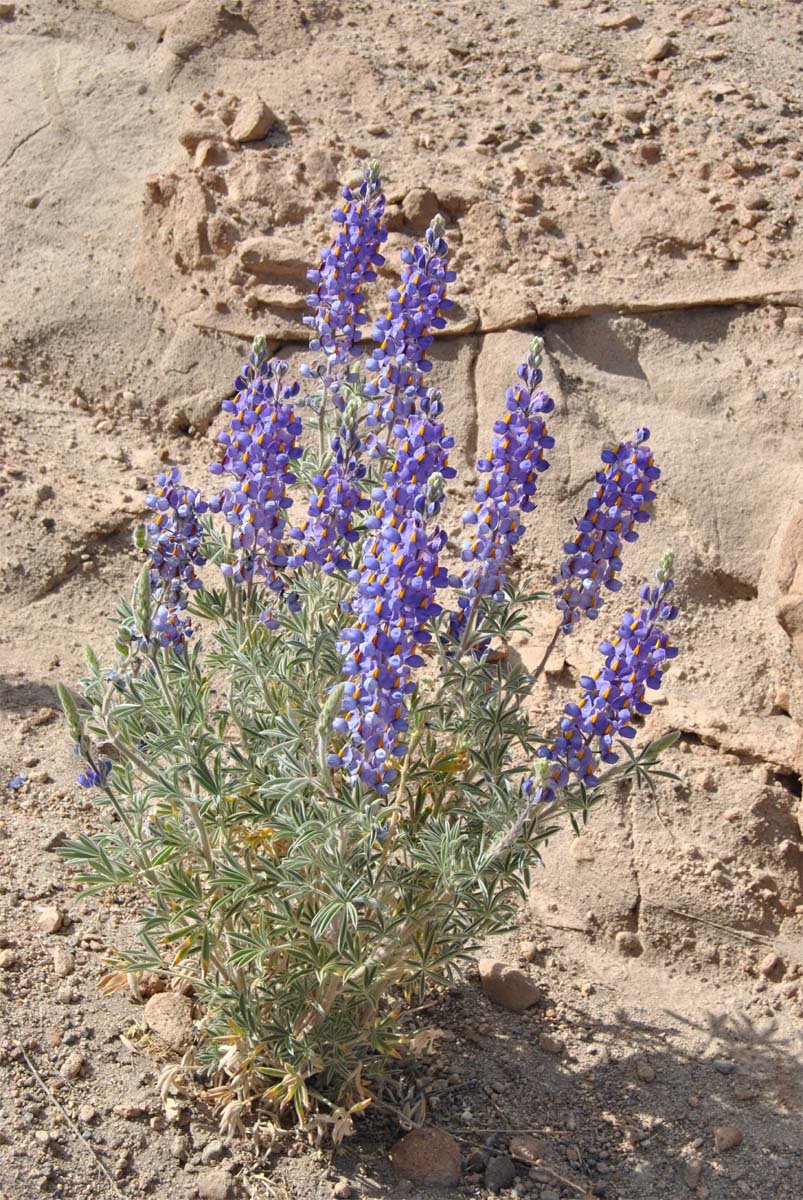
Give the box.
[144,467,208,590]
[363,215,455,436]
[77,757,113,789]
[209,355,303,586]
[302,161,387,390]
[331,487,450,793]
[444,338,554,647]
[554,429,660,634]
[288,400,370,573]
[531,552,679,805]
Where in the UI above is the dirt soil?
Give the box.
[1,1,803,1199]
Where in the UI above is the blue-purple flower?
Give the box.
[528,553,678,806]
[364,215,455,435]
[554,429,659,634]
[303,161,387,388]
[331,497,449,793]
[209,357,303,587]
[77,757,112,789]
[144,467,208,590]
[446,339,554,646]
[288,401,370,573]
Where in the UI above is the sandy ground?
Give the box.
[1,1,802,1198]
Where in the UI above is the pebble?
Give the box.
[758,952,784,979]
[635,1060,656,1082]
[510,1135,548,1164]
[479,959,542,1012]
[43,831,68,852]
[539,51,588,74]
[0,949,19,969]
[201,1139,225,1165]
[595,11,639,29]
[332,1181,353,1200]
[52,946,75,978]
[0,3,15,17]
[37,906,64,934]
[389,1127,462,1187]
[231,93,274,142]
[485,1153,516,1193]
[78,1105,97,1123]
[713,1125,743,1152]
[614,931,643,957]
[643,35,675,62]
[60,1050,85,1080]
[682,1157,704,1189]
[713,1059,735,1074]
[144,991,193,1051]
[197,1169,232,1200]
[538,1033,565,1056]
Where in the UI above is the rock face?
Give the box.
[144,992,194,1051]
[479,959,542,1011]
[609,183,718,249]
[389,1128,462,1187]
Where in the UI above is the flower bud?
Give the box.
[84,644,100,674]
[134,565,153,643]
[657,548,674,584]
[133,523,148,551]
[527,336,544,372]
[57,683,84,744]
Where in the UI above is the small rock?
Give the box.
[713,1125,743,1153]
[113,1104,147,1121]
[60,1050,85,1080]
[539,51,588,74]
[171,1134,191,1161]
[402,188,442,232]
[713,1059,735,1075]
[595,11,640,28]
[55,983,76,1003]
[38,906,64,934]
[390,1128,462,1187]
[758,952,785,980]
[538,1033,565,1056]
[333,1182,353,1200]
[639,141,661,164]
[635,1060,656,1082]
[43,831,68,852]
[479,959,542,1012]
[144,991,193,1051]
[231,93,275,142]
[201,1139,225,1165]
[52,946,74,978]
[197,1169,232,1200]
[518,940,539,963]
[742,189,770,211]
[0,3,15,17]
[509,1134,548,1164]
[0,948,19,969]
[682,1156,704,1189]
[614,931,643,957]
[485,1153,516,1193]
[643,35,675,62]
[78,1105,97,1123]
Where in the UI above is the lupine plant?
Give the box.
[58,162,680,1141]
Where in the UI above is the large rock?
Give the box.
[390,1128,462,1186]
[144,992,193,1051]
[478,959,542,1011]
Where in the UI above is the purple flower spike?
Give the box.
[364,215,456,431]
[302,161,387,389]
[446,338,554,646]
[144,467,208,591]
[209,355,303,587]
[333,497,450,794]
[289,400,370,573]
[555,429,660,634]
[523,552,678,808]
